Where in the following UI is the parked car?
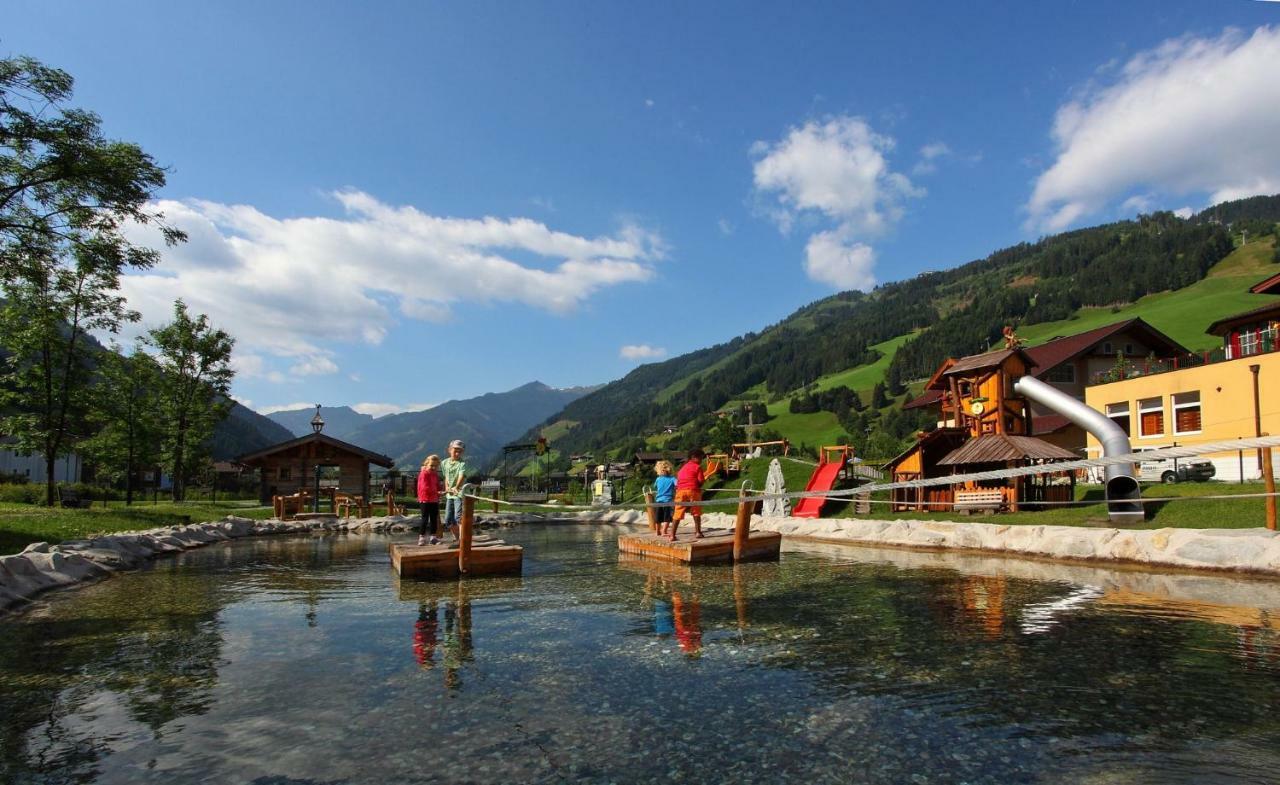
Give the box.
[1134,450,1216,483]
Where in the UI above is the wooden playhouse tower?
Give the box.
[886,343,1076,513]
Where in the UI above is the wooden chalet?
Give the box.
[882,427,967,511]
[236,432,394,506]
[906,319,1190,454]
[1196,270,1280,369]
[895,345,1077,513]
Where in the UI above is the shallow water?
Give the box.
[2,524,1280,784]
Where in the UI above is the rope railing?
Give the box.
[462,434,1280,514]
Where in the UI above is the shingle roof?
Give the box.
[1250,271,1280,295]
[1023,318,1188,375]
[235,432,394,467]
[1206,301,1280,336]
[938,348,1035,379]
[937,434,1077,465]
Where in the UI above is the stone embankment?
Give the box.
[0,511,535,613]
[579,508,1280,577]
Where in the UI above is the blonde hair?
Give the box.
[423,454,440,468]
[655,460,673,475]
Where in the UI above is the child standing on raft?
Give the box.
[653,460,676,537]
[670,448,707,541]
[441,439,468,543]
[417,455,443,546]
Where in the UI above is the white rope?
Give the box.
[464,435,1280,514]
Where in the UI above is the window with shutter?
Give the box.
[1138,397,1164,437]
[1172,391,1201,435]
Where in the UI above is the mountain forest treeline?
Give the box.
[530,199,1277,462]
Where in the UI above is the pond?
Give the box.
[2,524,1279,784]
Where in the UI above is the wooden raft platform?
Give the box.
[390,535,523,579]
[617,527,781,564]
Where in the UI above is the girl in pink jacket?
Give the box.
[417,455,443,545]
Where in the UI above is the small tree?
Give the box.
[149,300,234,502]
[0,56,182,505]
[81,343,162,504]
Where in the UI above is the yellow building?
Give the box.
[1084,348,1280,482]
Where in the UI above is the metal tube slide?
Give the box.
[1013,375,1143,523]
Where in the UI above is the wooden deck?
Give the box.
[617,527,781,564]
[389,535,523,579]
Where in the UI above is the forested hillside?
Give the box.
[524,196,1280,463]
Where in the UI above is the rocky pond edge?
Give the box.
[4,509,1280,614]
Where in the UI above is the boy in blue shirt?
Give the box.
[653,460,677,537]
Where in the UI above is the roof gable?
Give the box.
[1024,318,1188,376]
[235,432,395,467]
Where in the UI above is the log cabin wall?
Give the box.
[248,439,383,504]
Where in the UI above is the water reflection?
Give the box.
[0,529,1278,784]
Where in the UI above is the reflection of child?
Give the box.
[653,460,676,537]
[670,448,707,541]
[417,455,443,545]
[672,591,702,656]
[413,601,439,669]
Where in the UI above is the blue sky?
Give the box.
[8,1,1280,415]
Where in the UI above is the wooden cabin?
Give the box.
[236,432,394,506]
[882,427,968,511]
[897,346,1077,513]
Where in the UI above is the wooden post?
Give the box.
[458,492,475,573]
[1262,434,1276,531]
[733,485,752,561]
[644,488,659,534]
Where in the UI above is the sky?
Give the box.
[7,1,1280,416]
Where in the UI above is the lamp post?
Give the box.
[311,404,324,512]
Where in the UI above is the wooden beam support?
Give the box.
[1263,436,1276,532]
[458,493,475,573]
[733,487,752,561]
[644,488,659,534]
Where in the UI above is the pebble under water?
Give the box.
[2,524,1280,784]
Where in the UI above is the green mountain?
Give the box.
[524,196,1280,462]
[266,405,374,440]
[210,402,296,460]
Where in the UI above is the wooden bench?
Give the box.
[953,490,1004,515]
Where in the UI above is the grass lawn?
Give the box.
[831,481,1275,530]
[1016,237,1279,352]
[0,500,274,555]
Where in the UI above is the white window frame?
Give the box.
[1172,391,1202,436]
[1241,328,1261,357]
[1138,396,1164,438]
[1106,402,1130,436]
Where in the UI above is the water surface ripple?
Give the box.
[2,525,1279,784]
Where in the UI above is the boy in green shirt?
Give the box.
[441,439,468,543]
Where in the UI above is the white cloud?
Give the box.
[619,344,667,360]
[288,356,339,376]
[1028,26,1280,232]
[717,218,734,236]
[259,401,315,415]
[804,230,877,291]
[645,98,655,108]
[753,116,918,291]
[120,191,663,368]
[913,142,951,175]
[1173,206,1194,219]
[351,402,437,417]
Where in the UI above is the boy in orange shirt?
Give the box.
[670,448,707,541]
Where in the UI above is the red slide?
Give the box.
[792,446,851,518]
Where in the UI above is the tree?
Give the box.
[0,55,182,505]
[0,56,182,273]
[871,382,889,409]
[80,343,162,504]
[149,301,234,502]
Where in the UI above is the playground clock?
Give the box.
[970,400,985,415]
